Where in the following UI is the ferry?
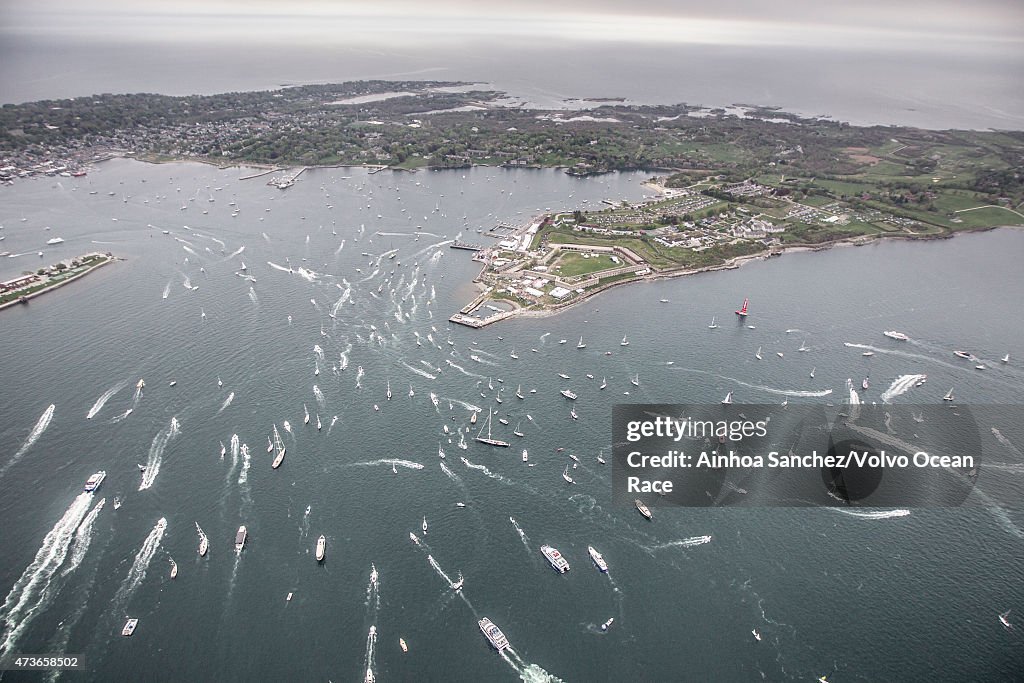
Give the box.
[121,618,138,637]
[315,535,326,562]
[588,546,609,572]
[478,617,510,651]
[635,499,652,520]
[883,330,910,341]
[84,471,106,492]
[235,525,247,552]
[560,389,578,400]
[540,544,570,573]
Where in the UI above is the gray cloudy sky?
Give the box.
[3,0,1022,53]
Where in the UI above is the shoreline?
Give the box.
[0,255,117,312]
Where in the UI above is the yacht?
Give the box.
[84,471,106,492]
[478,618,510,651]
[588,546,609,572]
[721,392,733,405]
[315,535,326,561]
[197,526,209,557]
[954,350,973,360]
[122,618,138,637]
[862,351,874,357]
[600,377,607,390]
[560,389,578,400]
[271,425,286,469]
[1002,354,1010,363]
[558,373,570,379]
[601,618,614,631]
[943,388,955,401]
[522,449,528,462]
[540,544,570,573]
[235,525,247,552]
[562,464,574,483]
[620,335,629,346]
[884,330,910,341]
[755,346,762,360]
[630,374,639,386]
[303,404,310,425]
[708,316,718,329]
[635,499,652,520]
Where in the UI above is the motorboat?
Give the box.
[635,499,652,520]
[235,525,247,552]
[316,535,326,561]
[884,331,909,341]
[122,618,138,637]
[84,471,106,492]
[478,618,509,651]
[588,546,608,572]
[540,544,570,573]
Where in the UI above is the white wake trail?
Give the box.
[112,518,167,606]
[248,286,258,304]
[829,508,911,520]
[138,417,180,491]
[1,404,56,479]
[0,493,92,657]
[401,361,436,380]
[87,380,128,419]
[313,384,326,408]
[646,535,713,551]
[218,391,235,414]
[63,497,106,576]
[880,374,927,403]
[349,459,425,471]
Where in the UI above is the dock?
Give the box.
[450,241,485,252]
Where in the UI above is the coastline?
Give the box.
[0,255,117,312]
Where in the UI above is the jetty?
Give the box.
[450,241,485,252]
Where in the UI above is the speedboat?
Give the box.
[315,535,326,562]
[235,525,247,552]
[169,559,178,579]
[588,546,608,572]
[601,618,614,631]
[752,629,762,641]
[954,350,973,360]
[84,471,106,492]
[478,618,510,651]
[122,618,138,636]
[540,544,570,573]
[635,499,652,520]
[884,330,909,341]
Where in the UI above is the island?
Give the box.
[0,253,116,310]
[2,80,1021,322]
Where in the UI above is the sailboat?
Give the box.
[513,421,525,437]
[271,424,287,468]
[943,388,955,401]
[1002,354,1010,363]
[721,392,734,405]
[474,408,510,447]
[386,380,392,400]
[409,384,415,398]
[314,361,320,376]
[470,411,478,425]
[510,347,519,359]
[799,337,808,352]
[577,336,586,349]
[266,437,273,453]
[515,384,524,399]
[316,413,322,430]
[631,373,639,386]
[562,464,574,483]
[735,297,749,317]
[810,367,816,379]
[755,346,763,360]
[600,377,607,390]
[303,404,310,425]
[708,316,718,329]
[620,335,629,346]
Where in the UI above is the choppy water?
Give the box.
[0,160,1022,680]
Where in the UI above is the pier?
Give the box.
[450,241,485,252]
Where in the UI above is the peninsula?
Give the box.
[0,253,116,311]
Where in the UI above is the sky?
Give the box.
[3,0,1022,54]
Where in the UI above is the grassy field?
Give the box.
[551,251,620,277]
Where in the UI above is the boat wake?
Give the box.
[401,361,436,380]
[62,497,106,577]
[439,461,462,483]
[460,457,523,489]
[0,404,56,480]
[87,380,128,419]
[991,428,1024,460]
[218,391,235,414]
[266,261,292,273]
[446,397,482,413]
[509,517,533,558]
[138,417,180,491]
[503,649,565,683]
[161,282,170,299]
[237,443,251,488]
[349,459,425,471]
[112,517,167,607]
[670,368,832,397]
[828,508,910,520]
[313,384,326,408]
[0,493,93,657]
[248,286,258,304]
[645,535,713,551]
[880,374,927,403]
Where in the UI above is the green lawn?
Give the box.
[551,251,620,277]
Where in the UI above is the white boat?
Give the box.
[577,336,586,349]
[721,392,733,405]
[169,559,178,579]
[196,523,209,556]
[600,377,607,390]
[810,367,816,379]
[562,464,574,483]
[315,535,326,561]
[631,374,639,386]
[451,573,464,591]
[272,424,286,469]
[560,389,578,400]
[438,444,446,459]
[635,499,652,520]
[570,407,578,420]
[316,414,322,430]
[1002,354,1010,363]
[515,384,524,399]
[776,351,784,358]
[943,388,955,401]
[400,638,409,652]
[601,618,614,631]
[386,380,392,400]
[752,629,762,641]
[862,351,874,357]
[169,380,176,386]
[708,316,718,329]
[862,377,869,390]
[84,471,106,492]
[884,330,910,341]
[513,421,524,437]
[558,373,570,379]
[409,384,415,397]
[559,339,568,345]
[235,525,247,552]
[122,618,138,637]
[755,346,762,360]
[422,516,428,534]
[522,449,528,462]
[588,546,608,572]
[266,437,273,453]
[540,544,570,573]
[798,338,808,352]
[479,617,510,651]
[303,404,310,425]
[510,348,519,359]
[999,610,1013,629]
[620,335,629,346]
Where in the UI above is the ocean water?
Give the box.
[1,37,1023,130]
[0,161,1022,681]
